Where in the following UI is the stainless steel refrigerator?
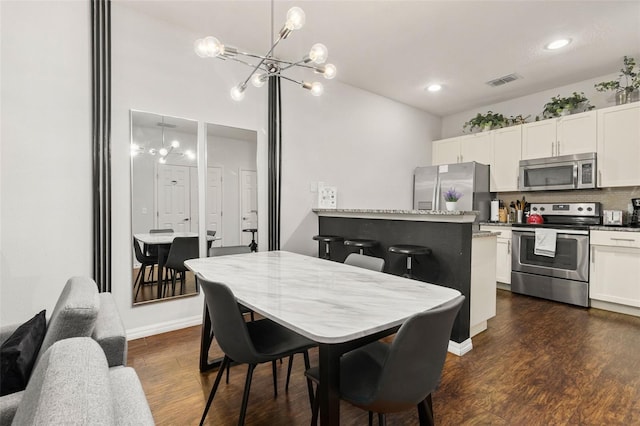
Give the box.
[413,162,491,221]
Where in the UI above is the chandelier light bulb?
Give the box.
[159,157,167,164]
[130,144,140,156]
[309,43,328,64]
[171,140,180,148]
[185,150,196,160]
[159,148,168,157]
[230,85,246,101]
[251,73,267,88]
[195,36,224,57]
[322,64,337,79]
[148,148,157,155]
[285,7,306,30]
[310,82,324,97]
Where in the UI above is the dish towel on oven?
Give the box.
[534,228,557,257]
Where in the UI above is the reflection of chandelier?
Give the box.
[194,6,336,101]
[130,117,195,163]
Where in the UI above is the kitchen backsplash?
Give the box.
[497,186,640,213]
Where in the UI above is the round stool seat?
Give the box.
[313,235,344,243]
[344,239,378,249]
[388,245,431,256]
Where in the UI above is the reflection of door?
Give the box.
[157,165,191,231]
[206,167,223,246]
[240,169,257,245]
[189,168,198,232]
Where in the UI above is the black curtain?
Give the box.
[268,76,282,250]
[91,0,112,292]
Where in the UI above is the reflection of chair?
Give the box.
[133,237,158,301]
[146,228,174,259]
[197,276,315,426]
[306,296,464,426]
[164,237,199,297]
[344,253,385,272]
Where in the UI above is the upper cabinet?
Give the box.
[432,133,492,166]
[490,126,522,192]
[597,103,640,187]
[521,110,596,160]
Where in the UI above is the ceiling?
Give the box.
[117,1,640,117]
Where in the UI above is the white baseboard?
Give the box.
[448,338,473,356]
[497,282,511,291]
[126,315,202,340]
[590,300,640,318]
[470,321,487,338]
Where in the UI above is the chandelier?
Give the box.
[194,6,336,101]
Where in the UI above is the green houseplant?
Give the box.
[541,92,594,119]
[594,55,640,104]
[463,111,507,132]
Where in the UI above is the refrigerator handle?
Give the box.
[433,174,441,211]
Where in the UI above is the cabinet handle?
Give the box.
[551,142,554,156]
[610,238,635,242]
[591,246,594,263]
[459,155,463,163]
[507,240,511,254]
[557,140,560,155]
[598,170,602,185]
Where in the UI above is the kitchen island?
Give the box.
[313,208,496,355]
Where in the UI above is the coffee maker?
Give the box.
[630,198,640,227]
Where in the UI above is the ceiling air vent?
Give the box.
[486,73,521,88]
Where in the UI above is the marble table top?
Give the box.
[134,232,217,244]
[185,251,461,344]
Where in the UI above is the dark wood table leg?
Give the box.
[318,343,342,425]
[199,303,225,373]
[156,244,169,299]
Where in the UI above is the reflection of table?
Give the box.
[185,251,460,425]
[242,228,258,252]
[134,232,216,299]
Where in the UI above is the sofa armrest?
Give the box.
[93,293,127,367]
[0,391,23,426]
[0,324,20,347]
[109,367,155,425]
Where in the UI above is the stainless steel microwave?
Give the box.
[519,152,597,191]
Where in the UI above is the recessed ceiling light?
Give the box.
[426,84,442,92]
[545,38,571,50]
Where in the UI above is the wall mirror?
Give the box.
[130,110,200,305]
[205,123,258,252]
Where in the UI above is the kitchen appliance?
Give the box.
[490,200,500,222]
[603,210,623,226]
[526,213,544,224]
[519,152,597,191]
[413,162,490,221]
[511,202,601,307]
[630,198,640,227]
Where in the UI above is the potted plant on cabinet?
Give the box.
[443,188,462,211]
[463,111,507,133]
[594,56,640,104]
[540,92,594,119]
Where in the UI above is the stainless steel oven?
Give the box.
[510,202,601,307]
[512,228,590,307]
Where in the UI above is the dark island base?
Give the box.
[318,216,472,344]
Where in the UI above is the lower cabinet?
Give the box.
[590,230,640,309]
[470,235,497,337]
[480,225,512,285]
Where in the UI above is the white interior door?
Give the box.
[240,169,258,245]
[189,167,198,232]
[157,165,190,231]
[206,167,223,246]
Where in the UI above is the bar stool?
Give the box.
[243,228,258,252]
[313,235,344,260]
[344,238,379,255]
[388,244,432,278]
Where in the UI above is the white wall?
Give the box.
[441,72,622,139]
[0,1,92,324]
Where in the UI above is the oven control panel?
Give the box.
[529,202,601,217]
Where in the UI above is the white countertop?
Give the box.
[185,251,461,344]
[313,208,479,223]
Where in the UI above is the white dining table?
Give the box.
[185,250,461,425]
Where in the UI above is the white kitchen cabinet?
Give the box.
[490,126,521,192]
[597,103,640,187]
[432,133,492,166]
[480,225,512,285]
[470,235,497,337]
[521,110,596,160]
[590,230,640,309]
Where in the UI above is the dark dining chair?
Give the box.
[344,253,385,272]
[197,275,315,426]
[146,228,174,260]
[164,236,199,297]
[306,295,464,426]
[133,237,158,301]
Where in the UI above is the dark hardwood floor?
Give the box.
[128,290,640,425]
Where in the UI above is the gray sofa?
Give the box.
[11,337,154,425]
[0,276,138,425]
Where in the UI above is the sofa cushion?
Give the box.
[0,310,46,396]
[36,277,100,366]
[12,338,115,425]
[109,367,155,425]
[92,293,127,367]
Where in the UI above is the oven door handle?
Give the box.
[573,164,579,187]
[513,228,589,236]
